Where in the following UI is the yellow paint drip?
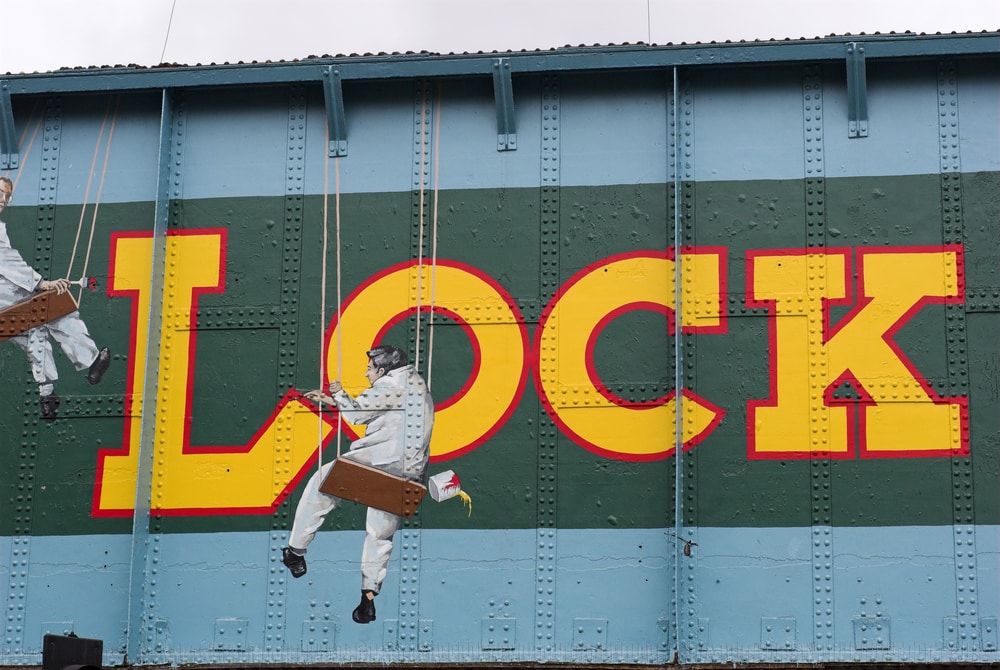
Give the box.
[456,489,472,517]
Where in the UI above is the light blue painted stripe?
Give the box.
[11,96,162,207]
[821,68,944,180]
[10,529,673,664]
[956,67,1000,173]
[0,534,131,666]
[4,526,998,665]
[685,525,1000,663]
[6,74,995,207]
[556,74,669,188]
[690,67,809,182]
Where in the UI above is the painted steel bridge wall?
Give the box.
[0,42,998,667]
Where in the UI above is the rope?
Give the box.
[7,99,42,192]
[317,126,345,472]
[318,129,329,473]
[67,97,112,282]
[68,96,119,303]
[334,155,343,458]
[427,83,442,391]
[414,84,428,373]
[78,96,120,302]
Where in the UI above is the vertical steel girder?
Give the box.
[535,75,560,654]
[670,66,684,660]
[0,81,19,169]
[125,88,175,664]
[846,43,869,138]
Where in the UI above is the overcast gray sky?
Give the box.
[2,0,999,74]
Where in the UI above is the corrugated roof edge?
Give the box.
[3,30,999,95]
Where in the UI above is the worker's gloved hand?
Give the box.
[40,278,71,294]
[304,389,334,406]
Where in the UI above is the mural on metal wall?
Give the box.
[290,344,435,624]
[1,182,971,503]
[0,45,995,663]
[90,233,971,513]
[0,175,111,421]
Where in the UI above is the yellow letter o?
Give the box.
[327,260,528,461]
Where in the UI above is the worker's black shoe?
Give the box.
[40,394,60,423]
[352,590,377,624]
[87,347,111,385]
[282,547,307,578]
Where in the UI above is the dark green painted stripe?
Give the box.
[1,172,997,535]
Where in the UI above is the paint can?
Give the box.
[428,470,462,502]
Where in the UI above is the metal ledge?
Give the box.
[4,33,998,96]
[0,81,18,168]
[493,58,516,151]
[846,42,869,137]
[322,66,348,156]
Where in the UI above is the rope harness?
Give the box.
[314,82,443,475]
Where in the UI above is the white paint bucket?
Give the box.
[428,470,462,502]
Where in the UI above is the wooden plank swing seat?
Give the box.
[319,456,427,518]
[0,289,78,343]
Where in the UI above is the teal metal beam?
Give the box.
[846,42,869,138]
[0,81,18,169]
[125,87,173,664]
[4,33,998,96]
[322,66,348,157]
[492,58,516,151]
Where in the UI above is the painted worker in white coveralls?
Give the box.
[0,176,110,422]
[284,344,433,624]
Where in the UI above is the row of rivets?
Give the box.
[409,79,433,379]
[4,99,62,656]
[401,398,426,651]
[938,60,978,652]
[535,76,560,655]
[409,79,435,385]
[963,288,1000,312]
[388,80,437,656]
[540,77,561,301]
[159,92,189,659]
[37,393,127,418]
[537,109,558,400]
[192,306,280,330]
[665,71,680,659]
[136,91,187,663]
[804,66,835,652]
[803,67,826,247]
[267,86,309,653]
[675,77,704,656]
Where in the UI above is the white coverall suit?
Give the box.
[289,364,433,593]
[0,220,99,396]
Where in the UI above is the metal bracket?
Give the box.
[0,81,19,169]
[492,58,517,151]
[846,43,868,138]
[322,66,348,157]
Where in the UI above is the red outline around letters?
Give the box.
[532,247,728,462]
[373,306,481,413]
[746,244,968,461]
[587,301,674,408]
[323,258,530,463]
[94,228,338,518]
